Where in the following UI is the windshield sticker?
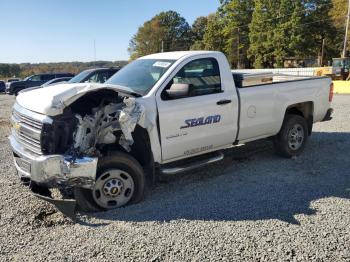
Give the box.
[153,61,172,68]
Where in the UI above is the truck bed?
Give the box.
[233,72,332,143]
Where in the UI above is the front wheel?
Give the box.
[74,152,145,212]
[273,114,308,158]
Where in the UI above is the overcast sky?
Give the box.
[0,0,219,63]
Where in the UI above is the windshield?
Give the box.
[333,59,343,67]
[68,70,92,83]
[106,59,175,95]
[333,59,350,68]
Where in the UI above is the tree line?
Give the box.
[0,61,127,80]
[129,0,348,68]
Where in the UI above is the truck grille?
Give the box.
[16,130,42,155]
[12,109,43,131]
[11,103,50,156]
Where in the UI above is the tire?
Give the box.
[273,114,308,158]
[74,151,145,212]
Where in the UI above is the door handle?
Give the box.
[216,99,232,105]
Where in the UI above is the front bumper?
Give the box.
[9,135,98,188]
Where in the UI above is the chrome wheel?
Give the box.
[92,169,135,209]
[287,123,304,151]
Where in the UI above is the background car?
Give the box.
[41,76,73,87]
[5,79,20,93]
[0,81,5,92]
[68,67,120,84]
[18,76,75,94]
[7,73,74,95]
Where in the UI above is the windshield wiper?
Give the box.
[128,92,142,97]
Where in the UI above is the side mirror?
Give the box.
[165,83,189,99]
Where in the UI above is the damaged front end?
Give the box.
[9,90,146,218]
[73,96,145,155]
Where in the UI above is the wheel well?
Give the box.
[101,125,155,186]
[12,86,23,94]
[285,102,314,135]
[129,125,155,186]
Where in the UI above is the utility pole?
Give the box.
[321,38,325,66]
[161,40,164,53]
[342,0,350,58]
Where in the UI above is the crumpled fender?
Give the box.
[73,97,153,154]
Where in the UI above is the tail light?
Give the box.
[329,82,334,102]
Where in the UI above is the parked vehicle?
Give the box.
[5,79,20,93]
[18,68,120,94]
[6,73,74,95]
[68,67,120,84]
[18,77,75,94]
[9,51,333,217]
[41,77,73,87]
[0,81,5,92]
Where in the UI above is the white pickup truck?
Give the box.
[9,51,333,215]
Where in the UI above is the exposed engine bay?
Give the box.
[41,90,146,157]
[73,97,144,155]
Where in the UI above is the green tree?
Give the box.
[273,0,305,67]
[303,0,338,63]
[190,16,208,50]
[128,11,192,59]
[128,18,165,60]
[248,0,277,68]
[202,13,226,52]
[220,0,254,68]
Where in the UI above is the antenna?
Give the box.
[93,39,96,66]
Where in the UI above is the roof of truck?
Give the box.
[140,51,220,60]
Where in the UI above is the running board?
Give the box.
[160,152,224,175]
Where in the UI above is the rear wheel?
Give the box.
[273,114,308,158]
[74,151,145,211]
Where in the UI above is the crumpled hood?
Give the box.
[16,83,126,116]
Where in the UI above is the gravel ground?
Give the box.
[0,94,350,261]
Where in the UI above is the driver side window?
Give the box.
[85,71,111,83]
[162,58,222,100]
[29,75,41,81]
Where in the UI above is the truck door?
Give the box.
[155,57,238,162]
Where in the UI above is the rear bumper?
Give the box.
[322,108,334,122]
[9,134,97,188]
